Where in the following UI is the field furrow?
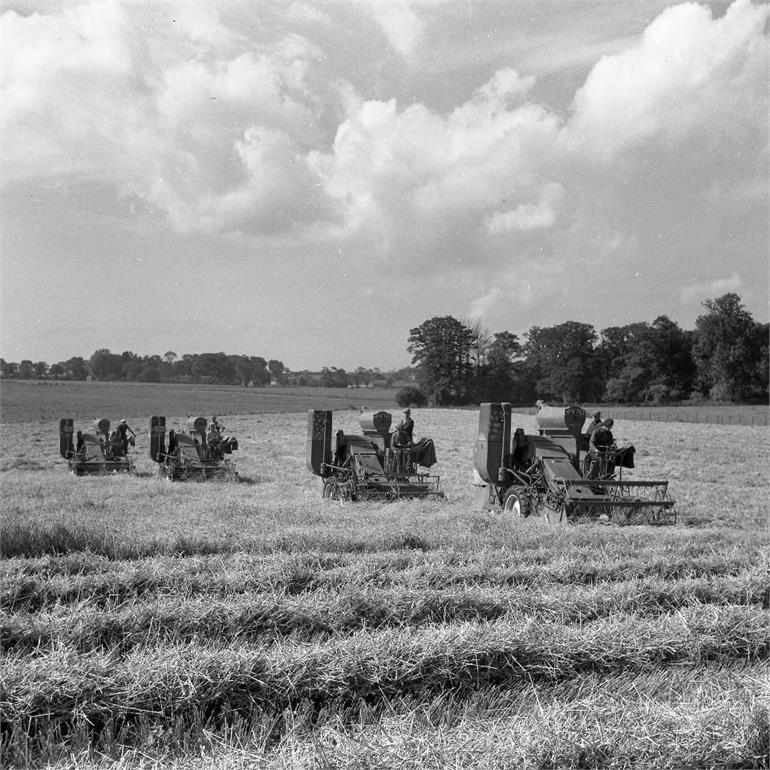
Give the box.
[2,571,769,653]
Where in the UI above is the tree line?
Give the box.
[404,294,768,406]
[2,293,766,405]
[0,349,411,389]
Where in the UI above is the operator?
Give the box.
[115,419,136,454]
[398,408,414,441]
[108,430,123,458]
[206,416,223,449]
[585,410,603,437]
[588,418,615,479]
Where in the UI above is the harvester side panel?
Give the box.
[473,402,511,484]
[149,416,166,462]
[307,410,332,476]
[359,410,392,435]
[59,418,74,458]
[82,434,105,461]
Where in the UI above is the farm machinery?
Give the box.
[307,409,444,501]
[59,418,135,476]
[473,403,675,524]
[149,416,239,481]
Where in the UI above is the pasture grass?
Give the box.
[1,407,768,767]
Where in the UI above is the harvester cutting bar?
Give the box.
[564,480,672,489]
[565,498,675,509]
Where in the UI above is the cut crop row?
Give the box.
[4,545,765,612]
[3,605,768,734]
[2,571,769,654]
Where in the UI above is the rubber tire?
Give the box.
[503,487,531,519]
[322,479,338,500]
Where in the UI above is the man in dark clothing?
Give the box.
[115,419,136,455]
[395,409,414,444]
[588,418,615,479]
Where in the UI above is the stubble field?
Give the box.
[0,390,768,768]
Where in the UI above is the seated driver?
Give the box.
[393,408,414,447]
[587,418,616,479]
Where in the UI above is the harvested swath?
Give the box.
[2,570,769,653]
[3,544,765,612]
[2,606,768,731]
[8,663,768,769]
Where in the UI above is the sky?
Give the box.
[1,0,768,370]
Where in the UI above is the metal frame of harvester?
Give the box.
[307,409,444,501]
[473,403,675,525]
[59,418,135,476]
[149,416,239,481]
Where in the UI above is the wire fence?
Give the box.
[580,406,768,426]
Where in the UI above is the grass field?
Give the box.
[1,379,767,425]
[0,380,401,425]
[1,387,769,768]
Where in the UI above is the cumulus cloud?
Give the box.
[680,273,745,304]
[485,182,565,234]
[360,0,426,57]
[564,0,770,159]
[0,1,335,233]
[310,68,562,266]
[1,0,767,286]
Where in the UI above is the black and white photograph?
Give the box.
[1,1,768,767]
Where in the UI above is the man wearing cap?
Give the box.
[588,418,616,479]
[397,408,414,443]
[585,410,602,437]
[115,419,136,455]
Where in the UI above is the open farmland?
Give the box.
[0,404,768,768]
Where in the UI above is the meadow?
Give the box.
[0,387,768,768]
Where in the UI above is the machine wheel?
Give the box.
[502,487,531,519]
[323,478,344,500]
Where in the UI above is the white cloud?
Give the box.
[360,0,425,57]
[173,3,235,47]
[468,288,502,320]
[1,0,767,304]
[564,0,770,159]
[680,273,744,304]
[485,182,564,234]
[286,2,330,26]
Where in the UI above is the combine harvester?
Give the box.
[59,418,135,476]
[473,403,675,524]
[149,416,238,481]
[307,409,444,501]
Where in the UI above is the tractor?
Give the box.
[149,416,238,481]
[59,418,135,476]
[473,402,675,524]
[307,409,444,501]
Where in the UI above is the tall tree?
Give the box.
[268,360,286,385]
[407,316,476,405]
[477,331,525,402]
[525,322,599,403]
[89,349,123,380]
[692,293,764,401]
